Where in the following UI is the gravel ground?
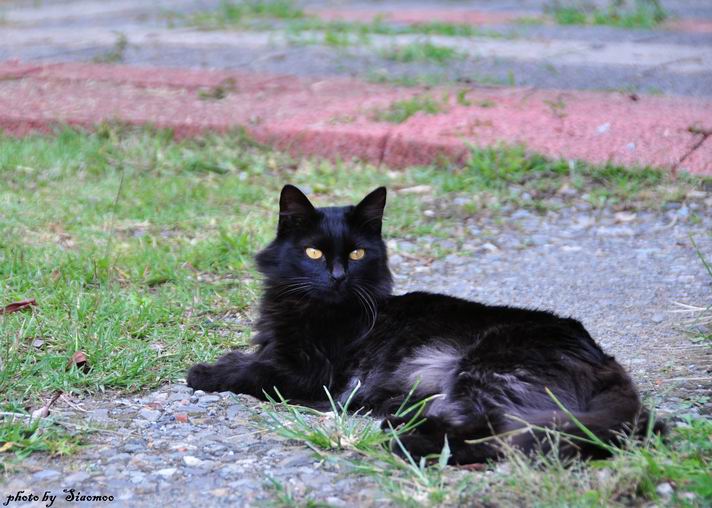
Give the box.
[3,198,710,507]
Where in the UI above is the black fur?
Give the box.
[187,185,663,464]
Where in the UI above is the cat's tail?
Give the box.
[385,385,666,464]
[504,404,666,462]
[504,382,667,459]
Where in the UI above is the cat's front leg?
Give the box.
[186,351,255,394]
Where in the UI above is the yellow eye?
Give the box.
[349,249,365,261]
[305,247,323,260]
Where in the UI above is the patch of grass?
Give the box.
[184,7,506,39]
[259,385,712,507]
[0,125,442,421]
[373,94,448,123]
[0,417,82,471]
[381,42,462,64]
[92,32,128,64]
[465,416,712,507]
[455,89,471,107]
[406,21,502,38]
[188,0,303,29]
[365,71,453,88]
[552,5,588,25]
[262,384,456,505]
[547,0,667,29]
[410,144,705,210]
[289,18,505,39]
[458,74,509,87]
[197,78,237,100]
[544,96,568,118]
[263,382,429,454]
[515,16,547,25]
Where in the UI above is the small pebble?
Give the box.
[656,482,674,497]
[32,470,61,481]
[198,395,221,404]
[156,468,178,478]
[139,408,161,422]
[183,456,203,467]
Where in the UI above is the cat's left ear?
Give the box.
[354,187,387,234]
[278,184,317,234]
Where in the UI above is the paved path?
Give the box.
[1,0,712,173]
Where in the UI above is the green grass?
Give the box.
[0,126,708,465]
[92,32,128,64]
[0,419,81,464]
[410,144,699,210]
[188,0,304,29]
[476,416,712,507]
[365,72,446,88]
[282,18,507,40]
[286,26,371,49]
[373,94,449,123]
[547,0,667,29]
[364,71,506,89]
[183,6,505,40]
[380,42,462,64]
[259,385,712,507]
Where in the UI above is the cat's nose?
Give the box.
[330,262,346,284]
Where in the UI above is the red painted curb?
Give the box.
[681,136,712,172]
[0,60,44,80]
[665,19,712,34]
[0,62,710,175]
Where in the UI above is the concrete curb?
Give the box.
[0,61,710,174]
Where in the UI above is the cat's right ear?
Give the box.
[278,185,316,233]
[354,186,387,234]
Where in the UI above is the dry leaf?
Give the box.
[0,299,37,315]
[66,351,91,374]
[0,442,15,453]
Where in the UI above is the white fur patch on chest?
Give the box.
[396,344,462,394]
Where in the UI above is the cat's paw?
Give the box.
[186,363,220,392]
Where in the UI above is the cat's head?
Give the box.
[256,185,393,304]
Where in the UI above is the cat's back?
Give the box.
[374,291,599,353]
[381,291,566,327]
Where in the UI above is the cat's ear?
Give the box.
[354,187,387,234]
[278,185,316,233]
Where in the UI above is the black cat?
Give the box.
[187,185,662,463]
